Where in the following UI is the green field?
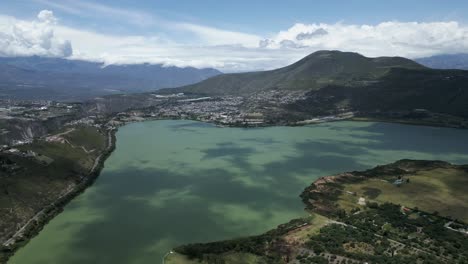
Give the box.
[166,252,267,264]
[282,214,330,244]
[62,126,106,152]
[171,160,468,264]
[338,167,468,222]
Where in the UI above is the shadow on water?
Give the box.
[10,120,468,264]
[201,142,257,171]
[324,122,468,157]
[51,163,310,264]
[39,129,372,263]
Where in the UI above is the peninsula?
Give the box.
[168,160,468,264]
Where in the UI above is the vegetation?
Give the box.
[62,126,107,152]
[172,218,314,263]
[337,166,468,222]
[166,252,268,264]
[301,160,468,220]
[170,50,425,96]
[171,160,468,264]
[163,50,468,122]
[0,125,112,263]
[2,50,468,263]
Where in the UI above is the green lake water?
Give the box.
[9,120,468,264]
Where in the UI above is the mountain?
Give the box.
[0,56,221,101]
[171,50,425,95]
[168,50,468,119]
[416,54,468,70]
[292,67,468,118]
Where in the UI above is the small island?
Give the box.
[167,160,468,264]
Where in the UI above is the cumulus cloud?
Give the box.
[37,9,57,24]
[0,10,72,57]
[2,8,468,72]
[259,22,468,58]
[296,28,328,40]
[49,20,468,71]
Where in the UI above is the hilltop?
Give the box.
[170,50,425,95]
[163,50,468,120]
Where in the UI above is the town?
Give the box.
[0,89,357,149]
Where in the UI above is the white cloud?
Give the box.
[174,23,261,47]
[37,10,57,24]
[34,0,156,26]
[35,0,259,47]
[260,21,468,58]
[296,28,328,40]
[1,8,468,72]
[0,10,72,57]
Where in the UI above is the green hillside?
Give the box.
[173,50,425,95]
[290,67,468,118]
[164,50,468,119]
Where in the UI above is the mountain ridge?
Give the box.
[168,50,426,95]
[160,50,468,119]
[0,56,221,101]
[416,53,468,70]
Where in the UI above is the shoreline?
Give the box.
[108,113,468,131]
[1,129,117,263]
[350,116,468,130]
[299,159,465,219]
[2,118,466,263]
[169,159,468,263]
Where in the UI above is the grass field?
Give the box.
[283,213,329,244]
[337,167,468,222]
[62,126,106,152]
[166,252,267,264]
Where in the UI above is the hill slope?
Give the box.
[174,50,425,95]
[290,67,468,118]
[167,50,468,119]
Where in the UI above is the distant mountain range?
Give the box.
[416,54,468,70]
[0,56,221,101]
[169,50,468,118]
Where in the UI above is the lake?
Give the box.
[9,120,468,264]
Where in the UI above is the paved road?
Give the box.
[2,129,113,247]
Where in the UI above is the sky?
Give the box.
[0,0,468,72]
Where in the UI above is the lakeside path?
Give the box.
[2,129,115,249]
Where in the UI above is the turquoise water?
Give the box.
[9,120,468,264]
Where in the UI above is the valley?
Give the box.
[1,51,468,264]
[2,0,468,263]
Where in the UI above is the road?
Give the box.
[2,185,74,247]
[162,251,173,264]
[2,129,113,247]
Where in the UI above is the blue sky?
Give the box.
[3,0,468,35]
[1,0,468,71]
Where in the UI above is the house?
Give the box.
[393,179,403,185]
[358,197,366,206]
